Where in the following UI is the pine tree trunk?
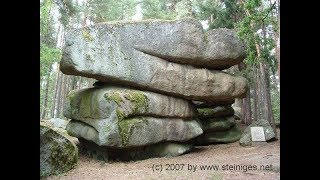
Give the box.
[261,22,277,136]
[256,65,262,121]
[271,69,280,93]
[263,63,277,136]
[277,0,280,79]
[252,67,258,122]
[236,62,251,124]
[59,74,66,118]
[55,69,63,118]
[51,63,60,118]
[241,98,246,124]
[40,66,52,120]
[243,87,252,125]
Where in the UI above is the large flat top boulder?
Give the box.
[62,18,246,70]
[60,18,248,101]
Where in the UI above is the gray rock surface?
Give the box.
[195,125,242,145]
[239,119,276,146]
[79,139,193,161]
[63,86,195,120]
[64,86,202,148]
[201,116,236,132]
[193,99,235,108]
[45,118,69,129]
[40,121,78,178]
[67,117,202,148]
[197,106,235,119]
[60,19,248,101]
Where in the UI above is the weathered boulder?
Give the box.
[193,99,235,108]
[201,116,236,132]
[79,139,193,161]
[67,117,202,148]
[62,18,245,68]
[197,106,234,119]
[40,121,78,178]
[60,19,248,102]
[64,86,202,147]
[239,119,276,146]
[45,118,69,129]
[63,86,195,120]
[195,125,242,145]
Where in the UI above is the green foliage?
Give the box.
[89,0,136,23]
[195,0,244,29]
[176,0,194,19]
[236,0,277,66]
[54,0,80,27]
[40,68,57,119]
[142,0,178,20]
[40,45,61,77]
[40,0,56,46]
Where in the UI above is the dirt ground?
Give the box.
[46,128,280,180]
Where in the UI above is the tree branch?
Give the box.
[262,2,276,21]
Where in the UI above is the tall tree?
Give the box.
[237,0,277,134]
[88,0,136,23]
[142,0,179,19]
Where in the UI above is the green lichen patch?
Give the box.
[82,29,94,41]
[79,90,93,118]
[68,90,79,115]
[116,108,125,121]
[68,91,77,103]
[104,92,123,105]
[204,33,209,44]
[118,117,148,146]
[123,91,149,114]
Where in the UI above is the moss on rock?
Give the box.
[40,123,78,178]
[79,90,93,118]
[118,117,148,146]
[104,92,123,105]
[195,125,242,145]
[123,90,149,114]
[197,106,234,118]
[116,108,125,121]
[201,116,236,132]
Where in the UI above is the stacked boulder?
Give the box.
[64,86,202,160]
[193,100,242,145]
[60,18,248,161]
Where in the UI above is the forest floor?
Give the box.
[46,128,280,180]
